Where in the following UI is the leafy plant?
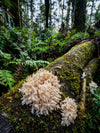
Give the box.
[0,70,16,89]
[88,87,100,132]
[94,30,100,37]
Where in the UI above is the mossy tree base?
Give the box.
[0,41,99,133]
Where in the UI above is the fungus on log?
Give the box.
[0,41,99,133]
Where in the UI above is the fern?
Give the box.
[0,70,16,89]
[0,50,11,60]
[24,59,50,70]
[24,59,38,69]
[35,60,49,68]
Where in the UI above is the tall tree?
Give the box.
[71,0,76,27]
[45,0,49,28]
[66,0,71,30]
[9,0,22,27]
[30,0,33,20]
[89,0,95,25]
[49,0,52,26]
[74,0,87,32]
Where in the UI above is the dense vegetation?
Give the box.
[0,0,100,132]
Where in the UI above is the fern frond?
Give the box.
[34,60,50,68]
[0,70,16,89]
[24,60,49,69]
[0,50,11,60]
[24,60,38,69]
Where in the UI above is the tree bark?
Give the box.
[71,0,76,28]
[9,0,20,27]
[45,0,49,28]
[30,0,33,20]
[89,0,95,26]
[66,1,71,30]
[74,0,87,32]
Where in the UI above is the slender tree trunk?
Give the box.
[71,0,76,28]
[61,0,64,23]
[45,0,49,28]
[74,0,87,32]
[9,0,20,27]
[66,1,71,30]
[18,0,22,27]
[30,0,33,20]
[90,0,94,25]
[49,0,52,26]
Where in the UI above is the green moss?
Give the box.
[0,80,88,133]
[84,58,100,84]
[0,41,98,133]
[46,41,96,97]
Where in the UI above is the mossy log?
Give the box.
[46,41,96,97]
[79,58,99,114]
[84,58,100,83]
[0,41,99,133]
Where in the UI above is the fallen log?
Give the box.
[0,41,99,133]
[46,41,96,97]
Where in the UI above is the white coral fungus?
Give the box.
[60,97,77,126]
[89,81,98,94]
[19,68,61,116]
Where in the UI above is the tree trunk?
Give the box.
[61,0,64,23]
[49,0,52,26]
[74,0,87,32]
[89,0,95,26]
[45,0,49,28]
[30,0,33,20]
[71,0,76,28]
[66,1,71,30]
[9,0,20,27]
[18,0,22,27]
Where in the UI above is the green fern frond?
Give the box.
[24,60,38,69]
[0,70,16,89]
[24,59,49,69]
[0,50,11,60]
[34,60,49,67]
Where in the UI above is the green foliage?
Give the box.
[65,32,90,41]
[24,59,49,70]
[0,70,16,89]
[88,87,100,132]
[94,30,100,36]
[0,26,91,91]
[0,27,51,90]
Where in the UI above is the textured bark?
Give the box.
[45,0,49,28]
[84,58,100,83]
[9,0,21,27]
[74,0,87,32]
[66,1,71,30]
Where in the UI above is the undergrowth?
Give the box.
[0,26,90,91]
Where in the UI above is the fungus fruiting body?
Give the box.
[19,69,61,116]
[60,97,77,126]
[89,81,98,94]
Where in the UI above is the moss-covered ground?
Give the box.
[0,41,99,133]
